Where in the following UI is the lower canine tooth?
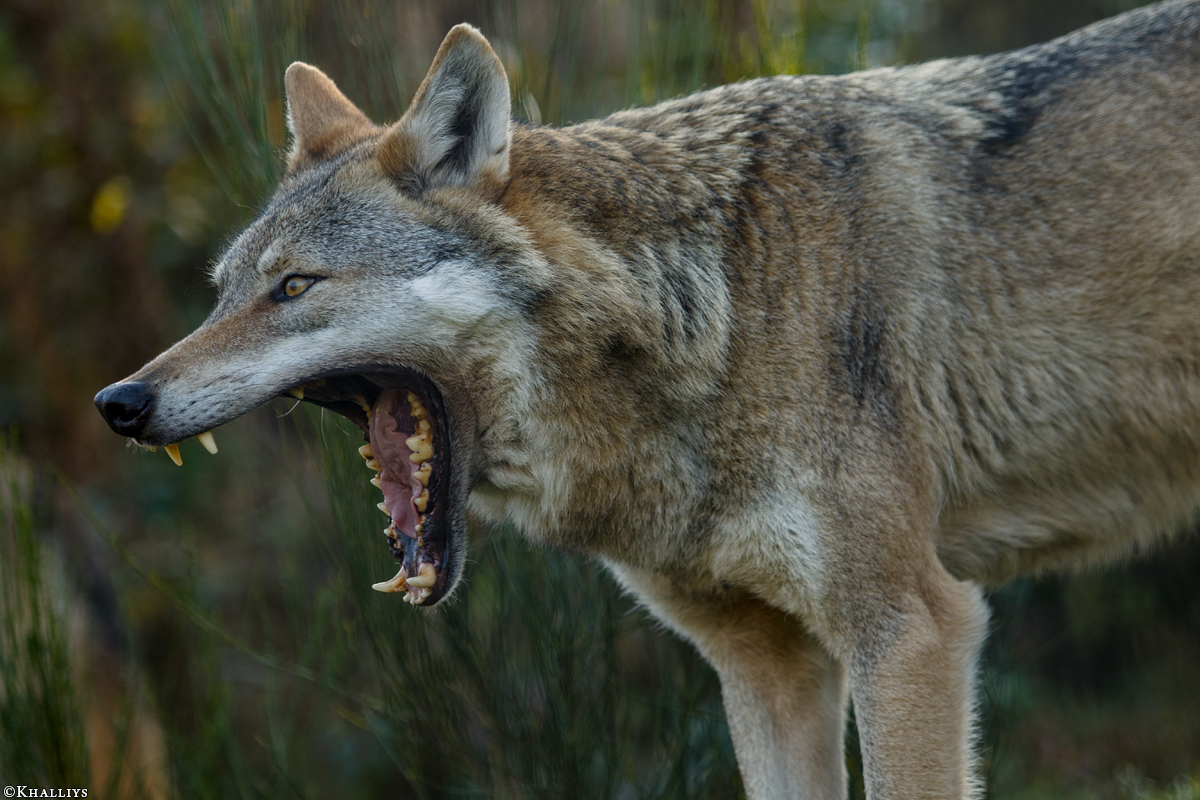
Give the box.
[197,431,218,454]
[406,562,436,587]
[371,569,408,593]
[165,443,182,466]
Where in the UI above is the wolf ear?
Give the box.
[284,63,377,172]
[377,24,511,196]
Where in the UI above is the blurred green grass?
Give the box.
[1,0,1197,797]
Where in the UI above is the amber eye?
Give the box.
[282,275,315,298]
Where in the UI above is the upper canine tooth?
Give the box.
[406,562,436,587]
[197,431,218,454]
[371,569,408,594]
[164,443,182,466]
[288,387,304,400]
[358,444,374,459]
[414,463,431,486]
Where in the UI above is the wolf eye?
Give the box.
[280,275,316,299]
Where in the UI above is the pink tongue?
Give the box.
[368,389,428,538]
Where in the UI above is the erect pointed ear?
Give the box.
[376,24,511,196]
[284,63,377,172]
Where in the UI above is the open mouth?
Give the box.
[288,367,456,606]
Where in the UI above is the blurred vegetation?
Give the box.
[0,0,1196,797]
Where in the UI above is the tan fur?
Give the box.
[97,6,1200,797]
[283,63,377,171]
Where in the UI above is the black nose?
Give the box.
[94,381,156,438]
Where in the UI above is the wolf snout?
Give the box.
[94,381,156,438]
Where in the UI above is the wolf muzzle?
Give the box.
[94,381,155,438]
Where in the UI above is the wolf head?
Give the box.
[94,25,535,607]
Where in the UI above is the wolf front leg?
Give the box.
[609,564,849,800]
[821,558,991,800]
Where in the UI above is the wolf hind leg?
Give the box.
[610,564,849,800]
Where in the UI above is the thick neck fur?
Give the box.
[481,107,805,566]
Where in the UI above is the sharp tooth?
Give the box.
[407,562,436,587]
[197,431,218,454]
[407,392,428,420]
[358,444,374,459]
[370,477,382,489]
[406,433,433,464]
[371,569,408,594]
[413,490,428,512]
[165,443,182,466]
[377,501,389,515]
[288,387,304,400]
[365,459,381,471]
[415,463,431,486]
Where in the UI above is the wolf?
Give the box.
[95,2,1200,796]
